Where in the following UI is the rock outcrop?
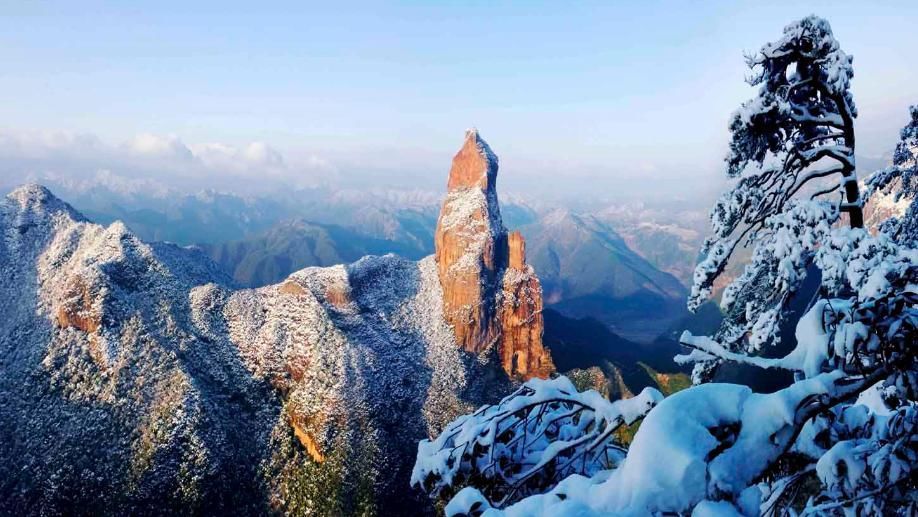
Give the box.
[434,130,554,380]
[499,231,554,379]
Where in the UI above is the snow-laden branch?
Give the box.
[678,331,790,370]
[412,376,662,508]
[786,104,846,129]
[680,296,861,378]
[449,370,895,516]
[786,164,847,200]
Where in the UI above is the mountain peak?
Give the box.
[9,183,56,209]
[542,208,575,225]
[447,129,499,191]
[6,183,86,223]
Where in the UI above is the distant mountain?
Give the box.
[613,221,702,285]
[593,202,709,286]
[863,177,911,233]
[34,176,440,248]
[32,180,289,244]
[200,219,429,287]
[190,204,699,344]
[521,210,689,342]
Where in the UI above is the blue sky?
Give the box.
[1,1,916,201]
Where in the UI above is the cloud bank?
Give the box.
[0,129,336,195]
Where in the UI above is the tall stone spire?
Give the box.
[434,130,554,379]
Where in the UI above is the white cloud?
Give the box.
[126,133,194,161]
[0,129,334,193]
[189,141,286,175]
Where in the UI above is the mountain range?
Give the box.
[33,171,704,344]
[1,130,697,515]
[0,152,497,513]
[200,219,428,288]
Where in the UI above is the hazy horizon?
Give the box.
[2,1,916,203]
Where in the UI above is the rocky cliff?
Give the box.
[434,130,553,379]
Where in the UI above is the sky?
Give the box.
[1,1,916,203]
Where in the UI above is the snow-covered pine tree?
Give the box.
[676,103,918,514]
[687,15,865,383]
[415,17,916,516]
[677,20,917,515]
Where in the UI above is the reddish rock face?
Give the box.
[446,129,499,192]
[55,277,100,335]
[434,129,504,354]
[434,130,554,380]
[508,230,526,271]
[500,232,555,379]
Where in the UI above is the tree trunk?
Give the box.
[837,95,864,229]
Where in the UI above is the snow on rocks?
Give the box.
[0,182,514,514]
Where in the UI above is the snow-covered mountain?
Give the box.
[0,131,551,515]
[25,173,440,248]
[864,177,912,233]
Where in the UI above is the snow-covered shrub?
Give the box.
[416,17,917,516]
[679,254,917,513]
[411,376,662,508]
